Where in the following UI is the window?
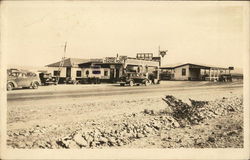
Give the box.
[76,71,82,77]
[104,70,108,76]
[86,70,89,75]
[182,68,186,76]
[92,70,101,74]
[54,71,60,76]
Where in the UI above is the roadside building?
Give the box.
[78,59,123,83]
[46,58,89,83]
[78,55,160,83]
[160,63,233,81]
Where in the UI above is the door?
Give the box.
[110,69,115,80]
[115,68,120,80]
[66,67,71,78]
[15,73,30,87]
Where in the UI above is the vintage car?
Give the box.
[38,72,57,85]
[119,72,151,86]
[7,70,41,91]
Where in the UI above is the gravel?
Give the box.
[7,95,243,149]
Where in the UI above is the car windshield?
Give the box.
[9,72,31,78]
[27,72,37,77]
[9,72,20,77]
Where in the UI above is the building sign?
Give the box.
[104,57,117,63]
[136,53,153,60]
[152,57,161,62]
[118,56,128,63]
[125,58,159,67]
[159,50,168,57]
[104,56,127,63]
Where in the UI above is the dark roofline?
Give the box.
[79,61,123,66]
[161,63,229,70]
[46,58,90,67]
[160,67,174,70]
[45,58,71,67]
[173,63,210,69]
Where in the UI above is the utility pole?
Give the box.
[158,46,161,57]
[56,41,67,85]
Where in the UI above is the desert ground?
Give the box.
[7,80,243,149]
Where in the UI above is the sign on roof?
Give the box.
[118,56,128,63]
[136,53,153,60]
[229,66,234,70]
[104,57,117,63]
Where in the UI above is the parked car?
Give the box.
[219,74,233,82]
[7,70,41,91]
[39,72,57,85]
[64,77,80,84]
[119,72,151,86]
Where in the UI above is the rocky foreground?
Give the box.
[7,95,243,149]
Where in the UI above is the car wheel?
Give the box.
[7,82,13,91]
[31,82,38,89]
[129,80,134,87]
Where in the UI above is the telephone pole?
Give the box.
[56,41,67,84]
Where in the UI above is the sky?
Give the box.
[2,1,248,68]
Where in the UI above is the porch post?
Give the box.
[217,69,219,80]
[209,69,211,81]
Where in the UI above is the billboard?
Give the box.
[104,57,117,63]
[136,53,153,60]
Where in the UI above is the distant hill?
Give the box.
[7,65,48,72]
[230,68,243,75]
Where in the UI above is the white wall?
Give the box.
[81,68,110,79]
[46,67,67,77]
[173,65,190,80]
[71,67,82,79]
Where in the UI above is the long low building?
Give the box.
[160,63,234,81]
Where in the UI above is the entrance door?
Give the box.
[66,67,71,78]
[189,68,200,80]
[16,72,29,87]
[110,69,115,81]
[115,69,120,80]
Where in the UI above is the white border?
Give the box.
[1,1,249,159]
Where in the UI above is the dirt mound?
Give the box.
[162,95,242,127]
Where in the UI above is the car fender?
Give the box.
[30,81,40,86]
[7,80,18,88]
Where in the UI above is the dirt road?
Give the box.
[8,81,242,103]
[7,81,243,149]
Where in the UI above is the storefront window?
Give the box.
[76,71,81,77]
[104,71,108,76]
[54,71,60,76]
[182,68,186,76]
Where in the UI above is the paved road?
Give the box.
[7,81,243,102]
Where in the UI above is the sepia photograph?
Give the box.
[0,0,249,159]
